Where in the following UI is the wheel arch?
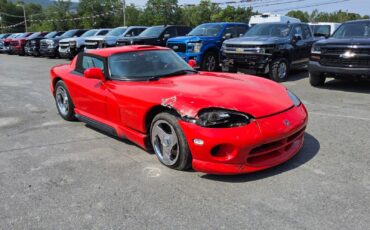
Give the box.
[144,105,182,134]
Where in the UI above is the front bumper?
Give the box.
[11,45,24,54]
[221,52,272,72]
[58,47,74,58]
[40,46,58,57]
[179,104,308,175]
[309,61,370,77]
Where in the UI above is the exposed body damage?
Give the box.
[50,45,308,175]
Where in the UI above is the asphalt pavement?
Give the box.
[0,54,369,229]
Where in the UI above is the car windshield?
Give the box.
[332,21,370,38]
[310,25,331,37]
[245,24,291,37]
[18,33,30,38]
[109,50,195,80]
[139,26,165,37]
[27,32,41,39]
[81,30,98,37]
[107,27,126,36]
[188,24,223,36]
[60,30,77,38]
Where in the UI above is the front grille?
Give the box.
[247,127,305,165]
[85,41,99,49]
[59,42,69,48]
[226,44,261,48]
[40,42,48,49]
[322,47,370,55]
[10,41,19,46]
[167,43,186,52]
[320,58,370,68]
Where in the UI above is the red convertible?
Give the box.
[50,45,308,175]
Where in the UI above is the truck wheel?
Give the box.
[202,51,219,72]
[309,72,326,87]
[270,58,289,82]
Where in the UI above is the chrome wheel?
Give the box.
[278,62,287,79]
[151,120,179,166]
[205,55,216,71]
[56,86,69,116]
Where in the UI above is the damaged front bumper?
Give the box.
[221,52,272,73]
[179,104,308,175]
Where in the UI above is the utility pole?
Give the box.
[122,0,126,27]
[0,15,3,33]
[17,3,27,32]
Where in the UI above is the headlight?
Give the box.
[69,41,76,47]
[287,90,301,106]
[46,40,54,45]
[311,45,321,54]
[188,42,202,53]
[98,41,105,48]
[196,109,251,128]
[257,47,265,54]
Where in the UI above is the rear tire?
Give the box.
[270,58,289,82]
[55,81,76,121]
[150,112,192,171]
[309,72,326,87]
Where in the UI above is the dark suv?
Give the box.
[309,19,370,86]
[116,25,192,47]
[221,22,315,81]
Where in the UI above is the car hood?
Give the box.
[168,36,218,43]
[111,72,294,118]
[225,36,290,45]
[60,37,85,43]
[86,35,116,41]
[316,37,370,46]
[119,36,158,43]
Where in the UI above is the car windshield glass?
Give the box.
[245,24,291,37]
[44,31,57,38]
[332,22,370,38]
[109,50,194,80]
[188,24,222,36]
[311,25,331,37]
[27,32,41,39]
[18,33,29,38]
[139,26,164,37]
[107,27,126,36]
[81,30,98,37]
[60,30,76,38]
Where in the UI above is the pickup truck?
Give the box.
[167,22,249,71]
[58,28,111,59]
[40,29,87,58]
[221,22,315,82]
[309,19,370,86]
[116,25,192,47]
[85,26,147,50]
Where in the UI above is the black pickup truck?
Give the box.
[309,19,370,86]
[221,22,315,82]
[116,25,192,47]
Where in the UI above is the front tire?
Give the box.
[55,81,76,121]
[270,58,289,82]
[150,112,192,170]
[201,51,219,72]
[309,72,326,87]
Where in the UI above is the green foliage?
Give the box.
[2,0,370,33]
[286,9,369,23]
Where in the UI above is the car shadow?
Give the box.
[200,132,320,183]
[287,69,308,82]
[319,79,370,94]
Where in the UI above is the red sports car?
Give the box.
[50,45,308,175]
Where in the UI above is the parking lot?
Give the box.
[0,54,369,229]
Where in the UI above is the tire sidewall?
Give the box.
[150,112,192,170]
[202,51,219,72]
[55,81,76,121]
[270,58,289,82]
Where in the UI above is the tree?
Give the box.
[141,0,182,25]
[286,10,309,22]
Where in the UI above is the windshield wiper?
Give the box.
[147,70,198,81]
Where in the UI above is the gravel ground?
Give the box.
[0,54,369,229]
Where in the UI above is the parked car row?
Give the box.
[1,17,369,85]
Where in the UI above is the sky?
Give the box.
[121,0,370,16]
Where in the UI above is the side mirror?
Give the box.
[292,34,302,43]
[223,33,232,40]
[163,34,171,39]
[188,59,197,68]
[84,68,105,81]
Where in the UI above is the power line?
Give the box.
[271,0,350,12]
